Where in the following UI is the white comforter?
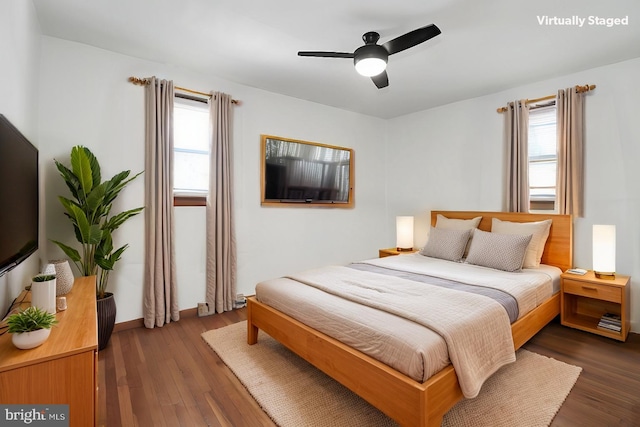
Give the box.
[364,254,556,319]
[288,264,515,398]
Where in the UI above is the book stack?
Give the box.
[597,313,622,333]
[234,294,247,309]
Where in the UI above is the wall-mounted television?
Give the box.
[0,114,39,276]
[260,135,354,207]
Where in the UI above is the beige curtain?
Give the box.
[206,92,237,313]
[143,77,179,328]
[556,88,584,217]
[505,100,530,212]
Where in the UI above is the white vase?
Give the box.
[31,278,57,314]
[12,328,51,349]
[50,259,74,296]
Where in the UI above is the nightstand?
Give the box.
[561,271,630,341]
[379,248,418,258]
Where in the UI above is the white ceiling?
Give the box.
[32,0,640,119]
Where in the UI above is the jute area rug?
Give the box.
[202,322,581,427]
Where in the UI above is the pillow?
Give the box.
[420,227,471,262]
[436,214,482,230]
[465,229,532,272]
[435,214,482,256]
[491,218,552,268]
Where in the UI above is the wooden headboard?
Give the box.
[431,211,573,272]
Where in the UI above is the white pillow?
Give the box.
[436,214,482,230]
[491,218,552,268]
[465,229,532,272]
[435,214,482,256]
[420,227,471,262]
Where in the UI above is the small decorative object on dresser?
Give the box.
[50,259,74,296]
[6,306,58,350]
[561,270,630,341]
[30,274,57,315]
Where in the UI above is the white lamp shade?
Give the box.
[593,225,616,275]
[355,57,387,77]
[396,216,414,250]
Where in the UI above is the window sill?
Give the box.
[529,199,556,212]
[174,195,206,207]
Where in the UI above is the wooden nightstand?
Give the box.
[561,271,630,341]
[379,248,418,258]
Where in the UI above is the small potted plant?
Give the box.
[31,273,57,314]
[6,306,58,349]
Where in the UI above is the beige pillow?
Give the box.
[420,227,471,262]
[466,229,532,272]
[491,218,552,268]
[435,214,482,256]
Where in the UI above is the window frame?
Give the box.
[173,93,210,207]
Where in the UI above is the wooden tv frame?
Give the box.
[247,211,572,426]
[259,134,355,208]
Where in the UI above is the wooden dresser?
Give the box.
[0,276,98,426]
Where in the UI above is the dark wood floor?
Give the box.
[98,310,640,427]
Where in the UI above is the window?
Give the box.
[173,95,209,205]
[528,105,557,212]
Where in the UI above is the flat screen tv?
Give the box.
[260,135,354,207]
[0,114,39,276]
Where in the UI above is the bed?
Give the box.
[247,211,573,426]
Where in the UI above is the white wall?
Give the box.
[0,0,42,315]
[387,57,640,332]
[38,37,389,323]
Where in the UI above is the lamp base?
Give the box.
[594,271,615,280]
[396,247,414,252]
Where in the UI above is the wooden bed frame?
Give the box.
[247,211,573,426]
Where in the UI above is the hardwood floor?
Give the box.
[99,311,640,427]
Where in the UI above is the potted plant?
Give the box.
[30,274,57,314]
[7,306,58,349]
[51,145,143,350]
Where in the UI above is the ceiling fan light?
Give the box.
[355,57,387,77]
[354,44,389,77]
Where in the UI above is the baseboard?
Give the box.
[113,318,144,333]
[113,307,199,333]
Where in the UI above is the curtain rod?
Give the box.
[496,84,595,113]
[128,76,240,105]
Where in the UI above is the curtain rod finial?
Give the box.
[128,76,148,86]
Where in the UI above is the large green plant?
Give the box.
[51,146,143,298]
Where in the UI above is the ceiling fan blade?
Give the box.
[382,24,441,56]
[298,51,354,58]
[371,70,389,89]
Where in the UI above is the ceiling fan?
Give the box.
[298,24,441,89]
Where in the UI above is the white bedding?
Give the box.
[364,254,559,319]
[255,254,560,395]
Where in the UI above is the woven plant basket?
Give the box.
[97,293,117,350]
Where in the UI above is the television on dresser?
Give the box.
[260,135,354,208]
[0,114,39,276]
